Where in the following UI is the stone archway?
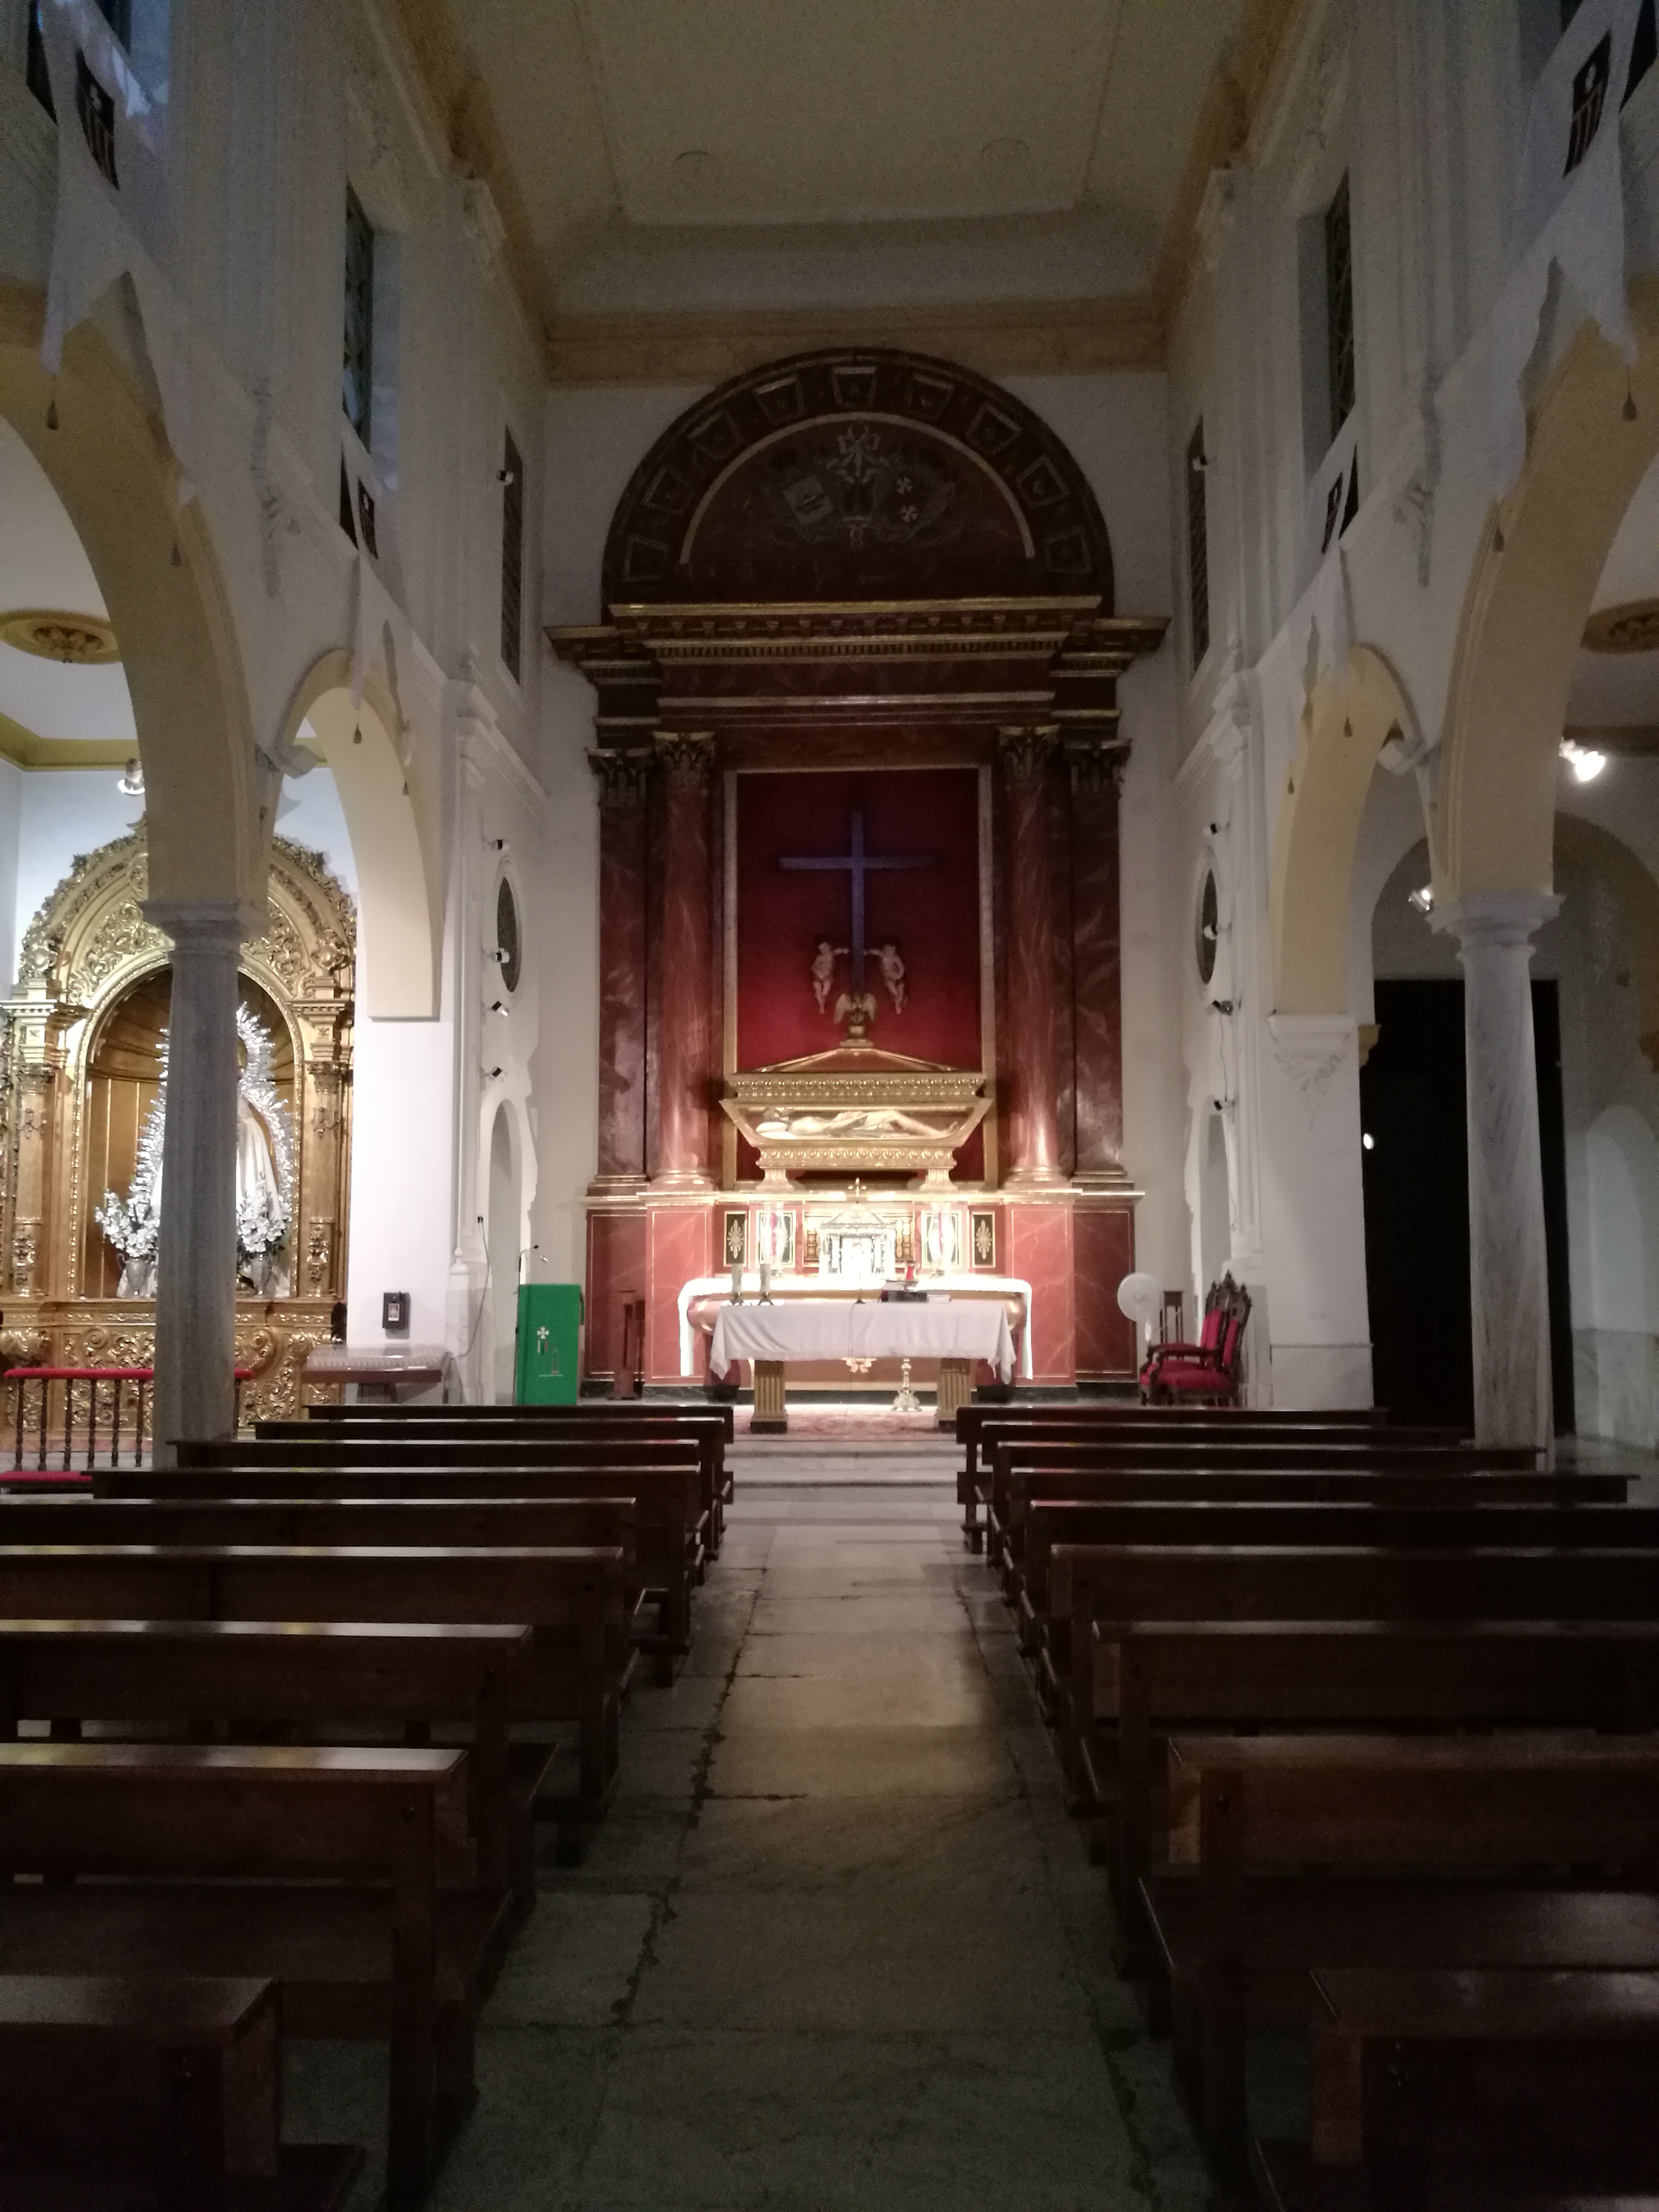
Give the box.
[1438,278,1659,903]
[0,282,260,909]
[276,652,440,1018]
[1270,645,1421,1015]
[0,278,267,1449]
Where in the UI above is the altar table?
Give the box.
[708,1298,1015,1432]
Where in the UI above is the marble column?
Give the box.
[1443,892,1561,1452]
[590,749,651,1189]
[143,900,252,1460]
[999,725,1066,1187]
[1068,741,1127,1181]
[653,733,715,1190]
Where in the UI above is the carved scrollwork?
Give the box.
[0,824,356,1310]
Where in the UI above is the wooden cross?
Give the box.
[778,808,934,993]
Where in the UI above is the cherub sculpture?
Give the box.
[811,938,847,1014]
[877,939,906,1012]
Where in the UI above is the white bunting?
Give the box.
[1492,0,1650,490]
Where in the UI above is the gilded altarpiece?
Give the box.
[0,828,355,1426]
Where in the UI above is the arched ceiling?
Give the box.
[0,418,135,759]
[429,0,1254,360]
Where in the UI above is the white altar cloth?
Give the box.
[680,1273,1035,1379]
[707,1298,1016,1382]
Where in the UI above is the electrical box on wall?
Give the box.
[514,1283,582,1404]
[382,1291,411,1335]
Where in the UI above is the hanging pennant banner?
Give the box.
[36,0,195,495]
[1492,0,1655,489]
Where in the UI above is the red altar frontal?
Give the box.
[551,348,1166,1392]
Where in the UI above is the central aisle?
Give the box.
[426,1468,1208,2210]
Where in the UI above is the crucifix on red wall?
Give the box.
[779,806,934,1028]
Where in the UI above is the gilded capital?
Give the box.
[588,749,652,810]
[996,724,1058,784]
[654,731,716,788]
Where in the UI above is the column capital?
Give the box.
[588,749,652,809]
[1065,739,1128,796]
[1435,891,1561,950]
[653,731,715,787]
[996,724,1059,783]
[141,898,266,951]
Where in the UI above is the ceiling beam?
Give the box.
[546,293,1163,386]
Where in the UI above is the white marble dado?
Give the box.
[1574,1327,1659,1452]
[1441,894,1560,1452]
[1268,1341,1375,1410]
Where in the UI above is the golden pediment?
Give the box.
[723,1045,988,1186]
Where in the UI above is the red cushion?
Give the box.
[1156,1361,1235,1393]
[1199,1308,1224,1352]
[1219,1314,1243,1368]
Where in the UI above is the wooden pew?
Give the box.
[1095,1617,1659,1968]
[1016,1498,1659,1651]
[0,1493,661,1679]
[1153,1733,1659,2175]
[0,1972,362,2210]
[228,1427,726,1554]
[0,1618,539,1908]
[299,1400,735,1505]
[0,1544,628,1826]
[1046,1544,1659,1776]
[1252,1965,1659,2209]
[110,1461,699,1685]
[983,1439,1546,1564]
[954,1405,1432,1542]
[0,1741,479,2209]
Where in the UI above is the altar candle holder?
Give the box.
[728,1262,744,1304]
[758,1259,773,1303]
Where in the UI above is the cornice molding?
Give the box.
[545,294,1164,386]
[0,711,133,772]
[1154,0,1310,325]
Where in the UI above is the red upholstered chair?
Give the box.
[1139,1274,1251,1405]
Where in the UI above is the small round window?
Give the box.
[1195,869,1219,986]
[496,877,521,995]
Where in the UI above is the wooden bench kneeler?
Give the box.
[0,1743,479,2210]
[0,1973,362,2210]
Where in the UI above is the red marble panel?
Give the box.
[596,795,648,1180]
[1002,1203,1075,1384]
[1074,1200,1137,1379]
[644,1205,714,1384]
[656,750,714,1180]
[585,1211,647,1383]
[1071,769,1124,1176]
[1001,750,1062,1180]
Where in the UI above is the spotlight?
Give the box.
[484,1065,503,1080]
[117,758,144,797]
[1561,738,1607,782]
[1362,1132,1375,1151]
[489,1000,508,1015]
[1408,884,1434,915]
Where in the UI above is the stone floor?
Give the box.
[290,1463,1211,2210]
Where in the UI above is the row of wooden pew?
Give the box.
[0,1394,732,2210]
[958,1396,1659,2209]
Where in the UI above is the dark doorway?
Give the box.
[1361,978,1574,1433]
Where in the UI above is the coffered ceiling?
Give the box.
[431,0,1256,372]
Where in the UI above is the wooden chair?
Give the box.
[1139,1272,1251,1404]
